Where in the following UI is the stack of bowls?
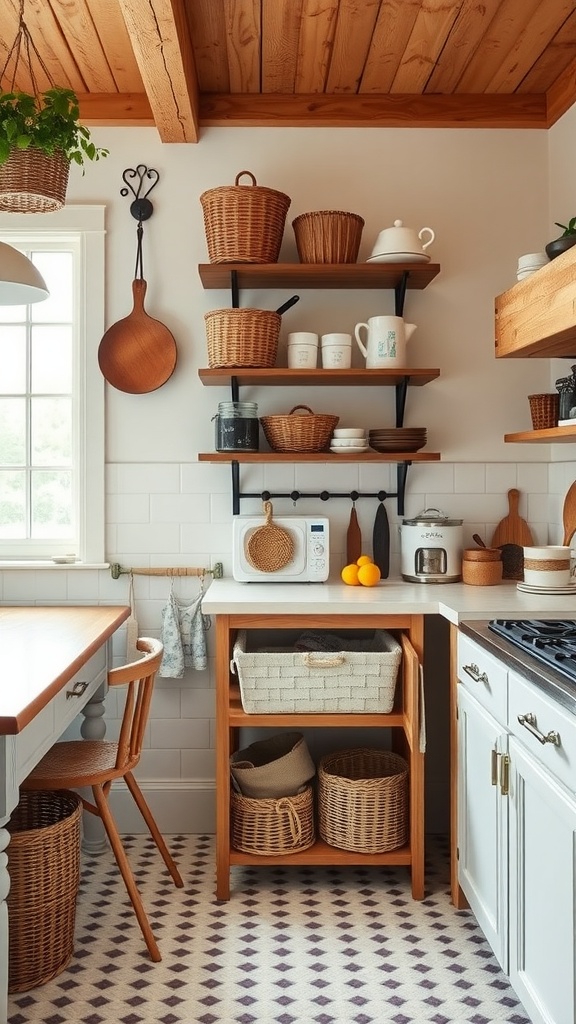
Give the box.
[330,427,368,454]
[369,427,427,453]
[516,252,549,281]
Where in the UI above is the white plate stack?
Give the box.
[516,252,549,281]
[330,427,368,454]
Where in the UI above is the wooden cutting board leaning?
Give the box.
[562,480,576,546]
[490,488,534,579]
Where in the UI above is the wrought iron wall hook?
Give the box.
[120,165,160,223]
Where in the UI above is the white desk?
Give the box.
[0,605,129,1024]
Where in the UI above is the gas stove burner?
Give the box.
[489,619,576,684]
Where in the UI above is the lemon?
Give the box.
[341,563,361,585]
[356,554,373,566]
[358,562,381,587]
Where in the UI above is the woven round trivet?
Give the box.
[246,500,294,572]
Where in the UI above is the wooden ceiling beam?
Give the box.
[199,91,549,129]
[77,92,155,126]
[116,0,200,142]
[546,56,576,126]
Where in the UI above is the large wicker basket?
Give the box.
[318,748,408,853]
[200,170,291,264]
[204,307,281,368]
[231,784,315,855]
[292,210,364,263]
[0,148,70,213]
[7,789,82,992]
[260,404,339,452]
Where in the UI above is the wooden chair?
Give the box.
[21,637,184,962]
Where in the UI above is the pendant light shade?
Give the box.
[0,241,49,303]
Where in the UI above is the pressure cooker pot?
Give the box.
[400,508,463,583]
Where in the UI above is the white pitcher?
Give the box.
[354,316,417,368]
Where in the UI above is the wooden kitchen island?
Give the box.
[0,605,129,1024]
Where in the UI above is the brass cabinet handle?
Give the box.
[66,679,89,700]
[500,753,510,796]
[517,712,561,747]
[463,662,489,685]
[491,748,499,785]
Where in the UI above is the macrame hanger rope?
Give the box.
[0,0,55,94]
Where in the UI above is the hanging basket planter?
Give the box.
[0,147,70,213]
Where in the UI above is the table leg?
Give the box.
[79,681,108,855]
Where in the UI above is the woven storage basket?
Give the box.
[528,393,559,430]
[0,148,70,213]
[292,210,365,263]
[200,170,291,264]
[230,731,316,798]
[7,789,82,992]
[260,404,339,452]
[231,784,315,855]
[318,748,408,853]
[204,307,281,368]
[231,629,402,713]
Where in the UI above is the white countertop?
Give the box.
[202,576,576,623]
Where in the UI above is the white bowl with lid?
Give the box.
[370,220,435,257]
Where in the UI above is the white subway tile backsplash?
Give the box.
[181,748,217,778]
[455,463,485,492]
[138,748,182,777]
[150,492,210,523]
[151,718,210,748]
[117,463,180,493]
[116,522,181,552]
[181,463,230,493]
[107,493,151,523]
[486,463,517,492]
[517,463,550,493]
[151,687,182,718]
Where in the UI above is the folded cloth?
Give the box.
[230,732,316,798]
[159,587,208,677]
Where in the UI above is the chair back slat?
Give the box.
[108,638,163,771]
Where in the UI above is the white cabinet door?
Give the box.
[509,736,576,1024]
[458,685,509,972]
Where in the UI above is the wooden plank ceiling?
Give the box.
[1,0,576,143]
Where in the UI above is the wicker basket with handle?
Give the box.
[260,404,339,452]
[200,170,291,264]
[318,748,408,853]
[231,784,315,855]
[204,307,281,368]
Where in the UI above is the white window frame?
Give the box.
[0,205,106,565]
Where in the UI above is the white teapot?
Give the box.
[354,316,417,368]
[371,219,435,257]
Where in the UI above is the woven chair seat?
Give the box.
[30,740,130,787]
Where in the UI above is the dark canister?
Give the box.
[214,401,259,451]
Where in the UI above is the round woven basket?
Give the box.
[0,148,70,213]
[318,748,408,853]
[292,210,365,263]
[246,500,294,572]
[204,308,281,368]
[260,404,339,452]
[200,171,291,264]
[231,784,315,855]
[7,789,82,992]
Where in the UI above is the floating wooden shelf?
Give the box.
[504,426,576,443]
[198,451,440,463]
[198,262,440,291]
[198,367,440,387]
[495,245,576,358]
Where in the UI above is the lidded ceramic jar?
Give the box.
[462,547,503,586]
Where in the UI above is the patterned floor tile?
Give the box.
[7,834,530,1024]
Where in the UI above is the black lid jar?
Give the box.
[214,401,259,452]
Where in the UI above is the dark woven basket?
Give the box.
[7,789,82,992]
[0,148,70,213]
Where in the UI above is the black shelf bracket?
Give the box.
[395,271,409,316]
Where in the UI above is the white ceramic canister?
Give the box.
[523,545,572,587]
[399,508,463,583]
[287,332,319,368]
[320,333,352,369]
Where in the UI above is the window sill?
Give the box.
[0,562,110,570]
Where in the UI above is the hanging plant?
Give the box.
[0,87,109,214]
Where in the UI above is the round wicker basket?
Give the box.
[200,171,291,264]
[260,404,339,452]
[318,748,408,853]
[0,148,70,213]
[292,210,364,263]
[231,784,315,855]
[204,307,281,368]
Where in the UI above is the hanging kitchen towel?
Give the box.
[125,572,140,663]
[159,582,208,677]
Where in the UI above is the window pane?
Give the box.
[31,327,72,393]
[31,397,71,466]
[0,326,26,393]
[0,469,26,538]
[0,397,26,464]
[31,252,73,322]
[31,470,72,538]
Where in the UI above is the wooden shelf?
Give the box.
[495,245,576,358]
[198,262,440,291]
[504,426,576,443]
[230,838,412,867]
[228,683,405,727]
[199,451,440,463]
[198,367,440,387]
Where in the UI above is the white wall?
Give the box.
[3,121,576,833]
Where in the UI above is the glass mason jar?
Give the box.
[214,401,259,451]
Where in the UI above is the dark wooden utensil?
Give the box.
[562,480,576,546]
[490,488,533,579]
[275,295,300,315]
[472,533,486,548]
[346,504,362,564]
[98,279,177,394]
[373,501,390,578]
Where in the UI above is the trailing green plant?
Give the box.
[554,217,576,237]
[0,86,108,170]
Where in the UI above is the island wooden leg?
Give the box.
[215,616,231,900]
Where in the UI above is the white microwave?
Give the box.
[232,515,330,582]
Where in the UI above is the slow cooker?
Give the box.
[400,507,463,583]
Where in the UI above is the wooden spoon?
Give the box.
[98,279,177,394]
[562,480,576,545]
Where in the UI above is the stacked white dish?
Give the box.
[330,427,368,454]
[516,252,548,280]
